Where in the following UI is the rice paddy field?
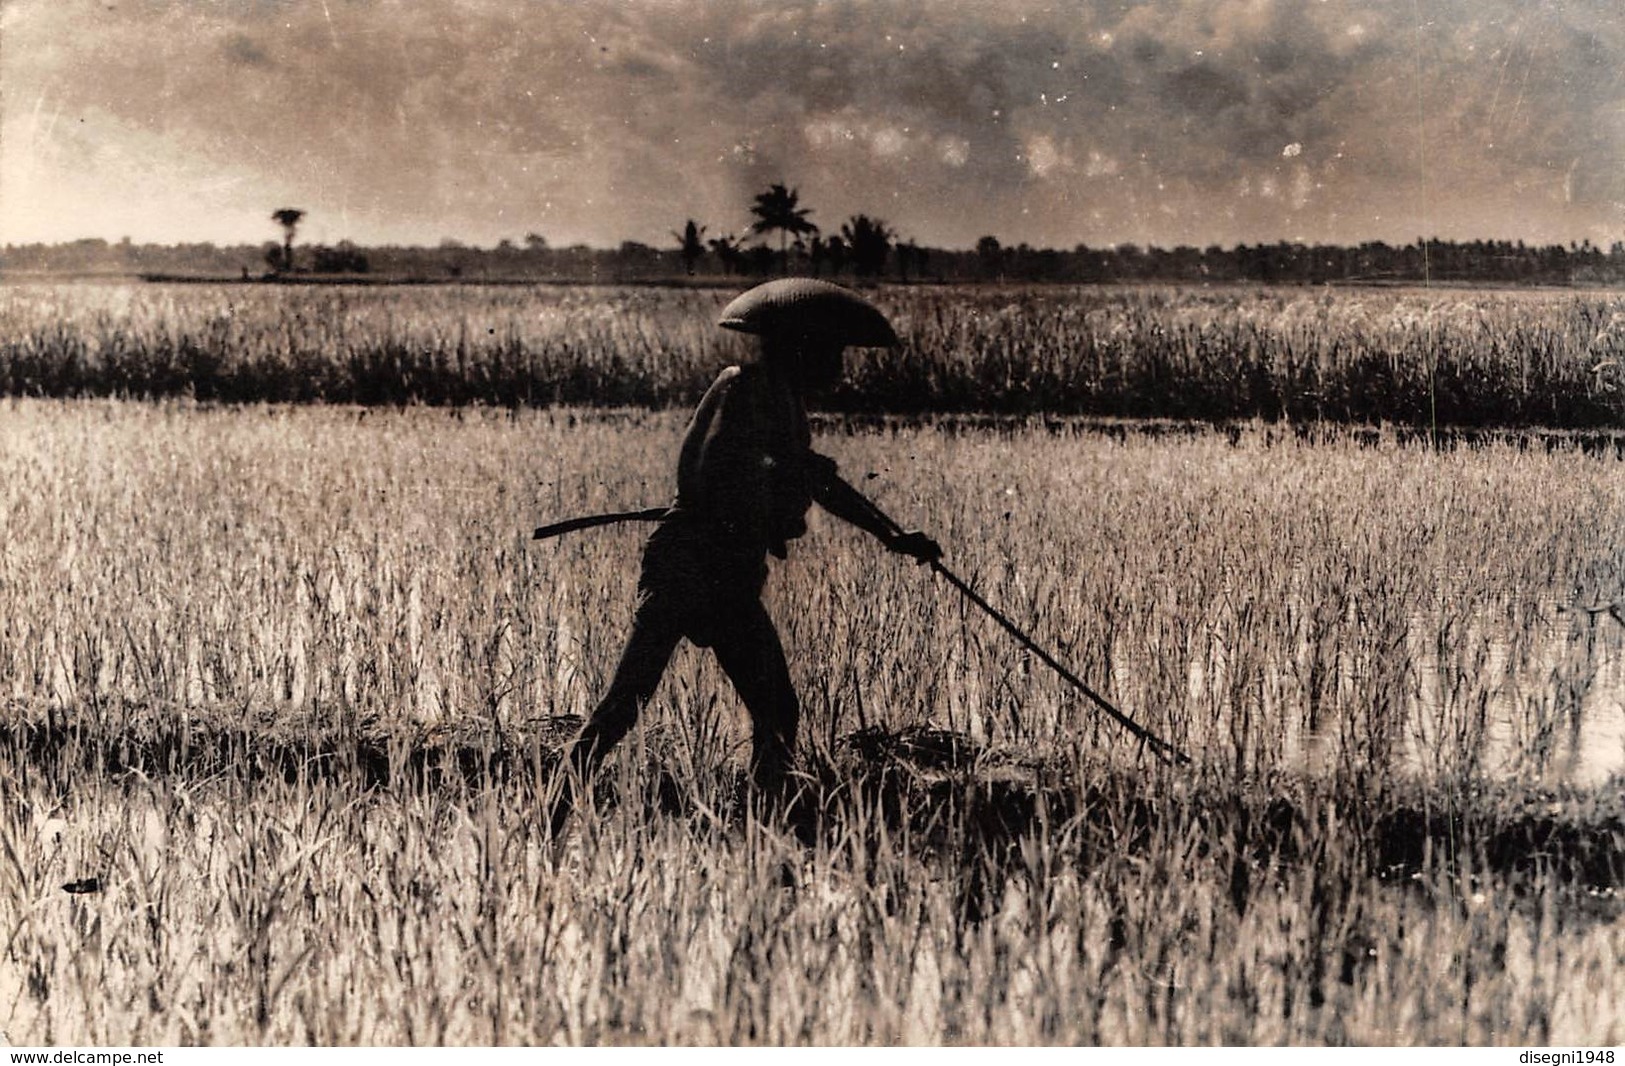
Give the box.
[0,281,1622,1046]
[2,280,1623,427]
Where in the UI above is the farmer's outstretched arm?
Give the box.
[808,454,942,563]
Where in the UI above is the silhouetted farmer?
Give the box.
[548,279,941,836]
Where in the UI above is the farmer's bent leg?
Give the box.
[548,602,680,837]
[711,600,800,795]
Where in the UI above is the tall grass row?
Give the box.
[1,283,1622,427]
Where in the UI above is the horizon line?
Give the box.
[5,233,1620,255]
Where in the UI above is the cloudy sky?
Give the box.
[2,0,1621,251]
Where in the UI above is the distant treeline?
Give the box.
[5,235,1625,287]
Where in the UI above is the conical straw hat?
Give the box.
[718,279,899,347]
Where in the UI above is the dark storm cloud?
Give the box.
[224,34,273,68]
[1163,63,1250,117]
[2,0,1621,248]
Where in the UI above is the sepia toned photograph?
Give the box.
[0,0,1621,1048]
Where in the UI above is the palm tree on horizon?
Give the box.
[749,184,818,274]
[672,219,708,275]
[271,208,305,274]
[842,214,894,278]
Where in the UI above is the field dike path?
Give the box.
[5,699,1620,924]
